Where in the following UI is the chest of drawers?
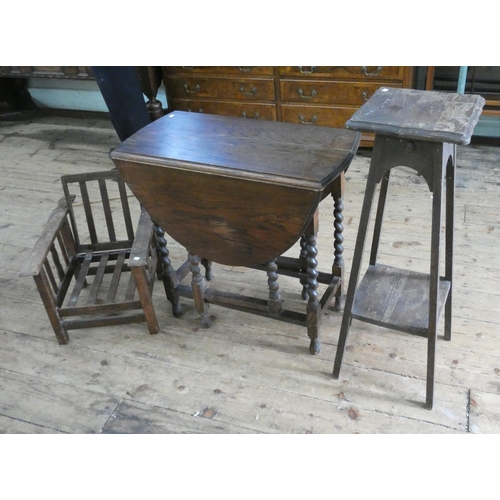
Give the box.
[162,66,414,146]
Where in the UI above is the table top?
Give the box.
[345,87,485,145]
[111,111,360,191]
[111,112,360,265]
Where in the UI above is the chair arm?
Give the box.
[129,207,155,268]
[19,196,73,277]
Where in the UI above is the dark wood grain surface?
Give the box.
[112,111,359,190]
[111,112,360,266]
[346,88,485,145]
[351,264,451,336]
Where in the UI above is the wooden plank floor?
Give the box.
[1,112,500,434]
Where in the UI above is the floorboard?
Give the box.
[1,113,500,434]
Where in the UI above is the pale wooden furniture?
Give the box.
[19,169,159,344]
[162,66,414,146]
[0,66,164,121]
[332,88,485,409]
[0,66,95,79]
[110,111,360,354]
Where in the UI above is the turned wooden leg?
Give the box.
[299,235,308,300]
[201,258,214,281]
[266,259,282,315]
[306,211,321,355]
[189,253,211,328]
[136,66,165,121]
[154,223,182,317]
[332,173,345,311]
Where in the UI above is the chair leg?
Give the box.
[131,266,159,335]
[34,272,69,345]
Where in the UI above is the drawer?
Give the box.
[280,80,402,105]
[279,66,405,80]
[165,76,275,101]
[281,104,357,128]
[163,66,274,76]
[170,99,277,121]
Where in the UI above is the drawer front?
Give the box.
[279,66,405,80]
[280,80,403,105]
[281,105,357,128]
[163,66,274,76]
[170,99,277,121]
[165,76,275,101]
[281,105,374,145]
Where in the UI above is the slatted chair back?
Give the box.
[20,169,159,344]
[61,169,137,253]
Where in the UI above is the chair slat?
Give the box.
[105,249,127,304]
[56,260,79,308]
[67,251,93,307]
[79,181,98,244]
[98,179,117,242]
[56,232,70,268]
[118,178,135,241]
[19,198,70,277]
[43,259,58,295]
[59,217,77,261]
[63,313,145,330]
[26,169,159,343]
[87,253,109,306]
[50,244,66,282]
[60,300,143,317]
[125,265,137,302]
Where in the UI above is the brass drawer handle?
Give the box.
[241,111,260,119]
[361,90,371,101]
[187,107,204,113]
[184,84,201,94]
[299,114,317,125]
[298,88,317,99]
[361,66,382,77]
[238,66,254,72]
[239,86,257,96]
[298,66,316,74]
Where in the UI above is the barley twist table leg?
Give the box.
[189,253,211,328]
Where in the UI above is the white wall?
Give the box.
[27,78,168,113]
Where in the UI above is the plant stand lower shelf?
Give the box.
[352,264,451,337]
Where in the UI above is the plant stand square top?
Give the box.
[345,87,485,144]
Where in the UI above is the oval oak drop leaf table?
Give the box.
[111,111,360,354]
